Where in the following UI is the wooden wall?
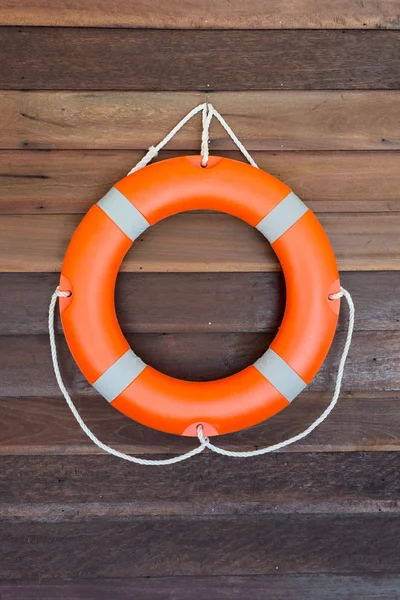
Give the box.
[0,2,399,598]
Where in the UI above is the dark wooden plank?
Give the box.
[1,331,399,396]
[2,150,400,214]
[1,452,399,504]
[1,271,398,336]
[1,392,399,455]
[1,575,399,600]
[1,212,399,272]
[1,514,400,578]
[1,0,399,29]
[0,29,398,90]
[2,91,398,151]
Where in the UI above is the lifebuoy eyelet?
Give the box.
[328,292,342,301]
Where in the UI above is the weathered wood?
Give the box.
[1,331,399,397]
[1,514,400,578]
[0,392,399,455]
[2,91,398,151]
[1,29,398,91]
[0,575,399,600]
[1,0,399,29]
[2,150,400,214]
[1,271,398,336]
[0,212,398,272]
[1,452,399,504]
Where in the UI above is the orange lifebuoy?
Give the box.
[60,155,340,437]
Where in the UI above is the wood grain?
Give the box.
[1,514,400,578]
[0,575,399,600]
[0,212,399,272]
[1,452,399,504]
[1,331,399,397]
[1,271,398,335]
[1,91,399,151]
[1,392,399,455]
[0,29,398,91]
[2,150,400,214]
[1,0,399,29]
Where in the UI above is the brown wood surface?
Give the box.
[1,514,400,578]
[1,3,399,592]
[1,392,399,455]
[1,0,399,29]
[0,212,398,272]
[1,452,399,504]
[1,91,398,151]
[1,29,398,91]
[1,331,398,397]
[1,271,398,335]
[1,150,400,214]
[0,575,399,600]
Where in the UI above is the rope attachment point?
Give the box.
[127,102,258,176]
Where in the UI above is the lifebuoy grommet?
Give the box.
[60,155,340,437]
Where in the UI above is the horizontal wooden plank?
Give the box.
[2,91,398,151]
[1,330,398,397]
[1,452,399,505]
[1,514,400,578]
[2,150,400,214]
[1,0,399,29]
[1,271,398,335]
[1,392,399,455]
[1,575,399,600]
[0,212,398,272]
[1,29,398,91]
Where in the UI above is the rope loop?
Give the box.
[126,101,258,176]
[51,285,354,464]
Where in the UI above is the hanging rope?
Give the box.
[126,102,258,175]
[50,102,355,465]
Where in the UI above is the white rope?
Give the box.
[50,286,353,464]
[48,288,207,465]
[197,287,355,457]
[127,102,258,175]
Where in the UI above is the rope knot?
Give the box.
[329,286,345,300]
[56,286,72,298]
[197,424,210,445]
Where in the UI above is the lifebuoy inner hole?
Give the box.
[116,212,286,382]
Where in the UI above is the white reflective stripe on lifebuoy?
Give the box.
[97,187,150,241]
[256,192,308,244]
[93,349,147,402]
[253,348,307,402]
